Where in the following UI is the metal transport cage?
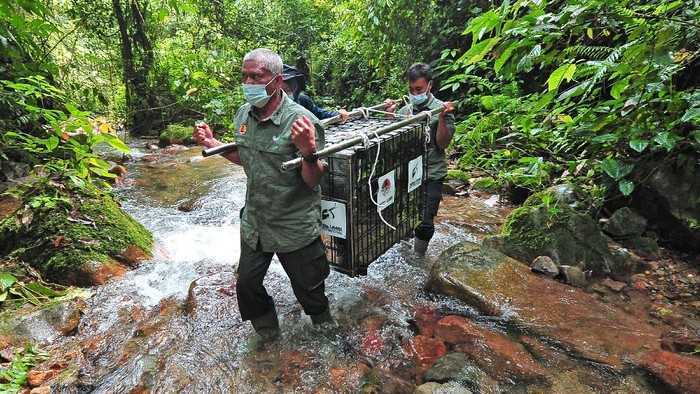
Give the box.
[319,117,427,277]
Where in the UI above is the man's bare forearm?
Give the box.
[301,160,325,189]
[436,116,453,149]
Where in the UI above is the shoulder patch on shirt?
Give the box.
[239,124,247,135]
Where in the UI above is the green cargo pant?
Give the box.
[236,237,331,332]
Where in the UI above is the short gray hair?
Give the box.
[243,48,283,75]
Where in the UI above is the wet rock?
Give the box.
[559,265,587,287]
[108,164,128,177]
[162,144,188,154]
[622,235,659,257]
[603,207,647,238]
[434,316,545,382]
[488,184,631,277]
[601,278,626,292]
[30,387,51,394]
[631,153,700,253]
[530,256,558,277]
[116,244,151,267]
[77,259,129,286]
[660,328,700,353]
[404,335,447,372]
[0,195,21,220]
[415,381,472,394]
[412,306,441,337]
[428,241,664,369]
[177,199,198,212]
[147,143,159,150]
[6,299,86,343]
[443,179,467,196]
[27,369,59,387]
[329,363,371,391]
[636,350,700,394]
[424,352,479,384]
[361,368,415,394]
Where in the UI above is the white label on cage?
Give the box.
[376,170,395,210]
[320,200,347,239]
[408,156,423,193]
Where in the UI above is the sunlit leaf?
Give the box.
[629,139,649,152]
[619,179,635,196]
[547,64,577,92]
[0,272,17,291]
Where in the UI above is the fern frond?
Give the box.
[563,45,614,60]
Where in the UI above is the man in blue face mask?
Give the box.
[386,63,456,257]
[192,48,333,347]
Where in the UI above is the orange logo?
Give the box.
[239,124,247,135]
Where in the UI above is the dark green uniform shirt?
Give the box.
[398,95,455,181]
[233,93,325,253]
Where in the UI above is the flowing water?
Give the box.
[42,142,657,393]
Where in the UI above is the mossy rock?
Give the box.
[159,123,193,147]
[470,176,500,193]
[488,184,635,277]
[0,193,153,286]
[447,169,471,183]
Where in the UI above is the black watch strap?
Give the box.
[303,153,318,163]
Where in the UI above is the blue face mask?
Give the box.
[409,92,429,106]
[242,77,277,108]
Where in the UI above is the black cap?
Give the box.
[282,64,305,81]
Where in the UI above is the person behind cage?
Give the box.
[385,63,455,256]
[281,64,350,122]
[192,48,334,347]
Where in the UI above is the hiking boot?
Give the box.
[413,237,429,257]
[245,327,281,351]
[310,308,335,326]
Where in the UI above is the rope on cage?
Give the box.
[360,127,397,231]
[420,110,432,145]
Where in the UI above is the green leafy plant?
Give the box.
[0,344,48,392]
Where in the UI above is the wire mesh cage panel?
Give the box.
[320,118,426,277]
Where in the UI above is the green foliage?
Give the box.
[0,344,48,393]
[441,0,700,199]
[0,271,68,308]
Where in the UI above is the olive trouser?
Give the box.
[236,237,330,332]
[414,179,443,242]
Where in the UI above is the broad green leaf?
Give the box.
[463,11,500,41]
[0,272,17,291]
[601,158,633,180]
[45,135,59,151]
[592,133,618,143]
[460,37,501,65]
[653,132,678,151]
[558,114,574,124]
[103,134,130,153]
[629,139,649,152]
[654,0,682,15]
[494,41,519,74]
[25,282,64,298]
[610,78,629,100]
[619,180,635,196]
[586,28,594,39]
[681,107,700,123]
[547,64,576,92]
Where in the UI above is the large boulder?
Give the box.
[427,241,664,370]
[632,153,700,253]
[0,192,153,286]
[486,184,636,278]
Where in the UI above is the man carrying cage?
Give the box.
[192,48,333,346]
[386,63,456,256]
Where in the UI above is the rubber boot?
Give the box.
[248,307,280,350]
[413,237,429,257]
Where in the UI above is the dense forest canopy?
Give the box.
[1,0,699,211]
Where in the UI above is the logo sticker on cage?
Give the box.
[377,170,395,210]
[408,156,423,193]
[321,200,347,239]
